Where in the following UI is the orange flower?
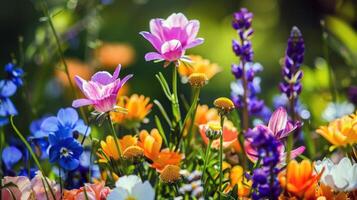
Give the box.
[278,160,323,200]
[95,42,135,68]
[316,184,348,200]
[98,135,143,163]
[199,121,238,149]
[224,165,252,197]
[316,112,357,147]
[55,58,93,87]
[138,129,182,171]
[195,104,220,125]
[178,55,221,80]
[110,94,153,128]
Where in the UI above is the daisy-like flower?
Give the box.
[316,112,357,147]
[98,135,144,162]
[178,55,221,82]
[315,157,357,192]
[72,64,132,113]
[110,94,153,129]
[140,13,204,63]
[278,159,323,199]
[107,175,155,200]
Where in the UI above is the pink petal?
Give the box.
[164,13,188,28]
[140,31,162,51]
[75,76,86,91]
[268,107,288,137]
[290,146,305,159]
[72,99,93,108]
[185,20,200,43]
[185,38,204,49]
[91,71,114,85]
[144,52,164,61]
[161,39,183,61]
[149,18,164,40]
[111,64,121,80]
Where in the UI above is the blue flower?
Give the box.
[49,136,83,170]
[41,107,90,141]
[1,146,22,169]
[5,63,24,87]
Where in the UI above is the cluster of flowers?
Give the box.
[1,8,357,200]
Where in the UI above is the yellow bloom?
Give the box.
[316,112,357,147]
[178,55,221,80]
[224,165,252,198]
[110,94,153,128]
[98,135,143,163]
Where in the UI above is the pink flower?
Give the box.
[63,182,110,200]
[244,107,305,162]
[31,171,61,200]
[72,64,132,113]
[140,13,204,62]
[1,176,33,200]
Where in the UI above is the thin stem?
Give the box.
[107,115,123,161]
[241,60,249,132]
[218,114,224,200]
[202,139,212,198]
[10,116,56,200]
[172,66,182,128]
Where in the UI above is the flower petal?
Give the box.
[268,107,288,137]
[41,116,59,132]
[72,99,93,108]
[185,38,204,49]
[144,52,163,61]
[57,107,78,127]
[140,32,162,52]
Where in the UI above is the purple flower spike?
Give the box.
[72,64,132,113]
[140,13,204,62]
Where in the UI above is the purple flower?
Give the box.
[72,65,132,113]
[232,8,253,31]
[140,13,204,62]
[280,26,304,99]
[245,107,305,163]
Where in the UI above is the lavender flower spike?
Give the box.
[280,26,305,99]
[140,13,204,62]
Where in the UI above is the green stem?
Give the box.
[172,67,182,128]
[10,116,56,200]
[107,115,123,163]
[218,115,224,200]
[175,87,200,151]
[202,139,212,198]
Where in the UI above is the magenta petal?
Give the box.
[268,107,288,137]
[165,13,188,28]
[185,38,204,49]
[290,146,305,159]
[72,99,93,108]
[111,64,121,80]
[74,76,85,91]
[185,20,200,42]
[116,74,133,91]
[149,19,164,40]
[140,31,162,51]
[91,72,113,85]
[144,52,164,61]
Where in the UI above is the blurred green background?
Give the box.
[1,0,357,136]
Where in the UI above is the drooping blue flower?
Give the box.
[0,79,18,125]
[1,146,22,169]
[4,63,24,87]
[41,107,90,141]
[49,136,83,171]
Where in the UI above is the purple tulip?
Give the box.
[72,65,132,113]
[140,13,204,62]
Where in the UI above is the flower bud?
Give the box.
[188,73,208,88]
[213,97,235,115]
[122,146,144,160]
[205,121,222,140]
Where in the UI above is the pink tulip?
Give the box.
[140,13,204,62]
[244,107,305,162]
[72,65,132,113]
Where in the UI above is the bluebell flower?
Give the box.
[41,107,90,141]
[4,63,24,87]
[0,79,18,125]
[49,136,83,171]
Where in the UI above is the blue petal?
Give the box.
[57,107,78,128]
[0,98,18,116]
[74,119,91,135]
[48,133,58,145]
[67,139,83,157]
[0,80,17,97]
[41,116,59,132]
[0,117,9,126]
[49,145,60,163]
[60,156,79,171]
[2,146,22,168]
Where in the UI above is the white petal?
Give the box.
[115,175,142,193]
[132,181,155,200]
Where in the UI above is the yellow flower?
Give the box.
[98,135,143,163]
[316,112,357,147]
[178,55,221,81]
[224,165,252,198]
[110,94,153,129]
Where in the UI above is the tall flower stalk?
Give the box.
[230,8,254,132]
[279,27,305,163]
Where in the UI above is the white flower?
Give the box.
[315,157,357,191]
[107,175,155,200]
